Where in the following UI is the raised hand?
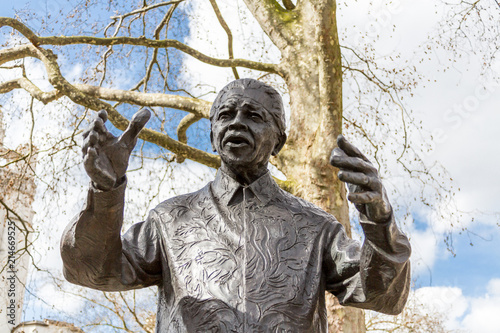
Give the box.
[329,135,392,223]
[82,109,151,191]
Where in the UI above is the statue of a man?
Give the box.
[61,78,410,332]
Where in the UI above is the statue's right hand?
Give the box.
[82,109,151,191]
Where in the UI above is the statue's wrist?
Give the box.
[365,203,393,224]
[371,211,392,224]
[91,175,127,192]
[115,175,126,188]
[91,181,113,192]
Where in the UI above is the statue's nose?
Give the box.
[227,112,248,130]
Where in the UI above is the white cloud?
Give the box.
[407,226,440,276]
[368,281,500,333]
[487,278,500,295]
[36,282,85,316]
[339,1,500,287]
[413,286,468,329]
[340,0,500,227]
[461,279,500,333]
[415,280,500,333]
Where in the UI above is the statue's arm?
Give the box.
[60,109,162,290]
[60,181,163,291]
[358,212,411,314]
[323,215,411,315]
[327,135,411,314]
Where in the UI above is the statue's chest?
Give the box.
[157,195,321,308]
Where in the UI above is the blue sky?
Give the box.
[416,224,500,296]
[1,0,500,332]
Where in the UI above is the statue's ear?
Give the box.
[272,133,287,156]
[210,131,217,152]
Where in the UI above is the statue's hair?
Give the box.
[209,78,286,137]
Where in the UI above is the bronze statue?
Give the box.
[61,79,410,332]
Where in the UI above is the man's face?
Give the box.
[211,91,283,171]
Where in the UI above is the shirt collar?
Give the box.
[211,169,281,206]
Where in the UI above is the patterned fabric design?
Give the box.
[61,171,411,333]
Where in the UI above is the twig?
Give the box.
[209,0,240,79]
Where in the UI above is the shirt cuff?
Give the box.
[87,178,127,213]
[359,212,407,255]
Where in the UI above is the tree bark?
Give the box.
[249,1,366,332]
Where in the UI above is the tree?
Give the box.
[1,0,484,331]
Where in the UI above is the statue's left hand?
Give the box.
[329,135,392,223]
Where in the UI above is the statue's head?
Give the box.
[210,78,287,171]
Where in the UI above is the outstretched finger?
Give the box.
[338,171,382,191]
[82,131,99,157]
[330,147,348,168]
[84,146,98,168]
[92,117,112,144]
[337,135,371,162]
[330,155,377,173]
[93,117,106,133]
[330,147,347,160]
[82,110,108,139]
[118,108,151,148]
[82,128,91,139]
[97,110,108,123]
[348,191,379,204]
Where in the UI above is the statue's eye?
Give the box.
[217,110,232,120]
[250,113,264,121]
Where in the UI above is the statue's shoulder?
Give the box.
[152,182,212,214]
[276,188,339,224]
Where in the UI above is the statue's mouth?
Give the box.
[223,134,251,148]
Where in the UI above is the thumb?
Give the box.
[118,108,151,148]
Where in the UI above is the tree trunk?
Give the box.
[266,1,366,332]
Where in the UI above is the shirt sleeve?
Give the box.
[60,181,163,291]
[324,213,411,315]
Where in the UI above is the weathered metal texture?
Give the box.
[61,79,411,332]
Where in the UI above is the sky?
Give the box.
[1,0,500,332]
[336,1,500,330]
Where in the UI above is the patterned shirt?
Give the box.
[61,170,411,332]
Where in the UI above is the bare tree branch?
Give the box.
[209,0,240,79]
[242,0,298,49]
[340,45,399,93]
[0,199,30,236]
[74,85,211,118]
[109,1,183,21]
[0,17,281,75]
[177,113,202,145]
[0,79,211,117]
[0,44,34,66]
[141,2,180,92]
[176,113,202,163]
[0,78,62,104]
[118,291,149,332]
[0,43,220,168]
